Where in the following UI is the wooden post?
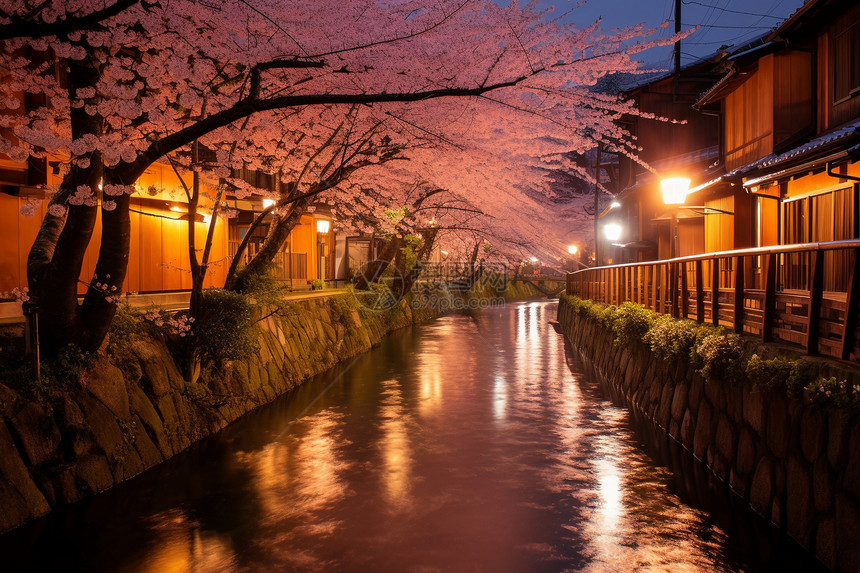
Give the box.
[762,252,777,342]
[711,258,720,326]
[650,265,657,311]
[681,261,689,319]
[695,259,705,323]
[806,249,824,355]
[734,255,745,333]
[840,248,860,360]
[670,261,679,318]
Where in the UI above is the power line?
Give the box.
[681,0,784,19]
[680,22,774,29]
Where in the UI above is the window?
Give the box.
[834,22,860,102]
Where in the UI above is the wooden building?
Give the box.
[686,0,860,267]
[599,59,722,264]
[605,0,860,272]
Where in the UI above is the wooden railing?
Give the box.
[566,240,860,361]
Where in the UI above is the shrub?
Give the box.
[42,343,95,387]
[108,300,143,346]
[693,332,743,381]
[310,278,326,290]
[787,360,818,396]
[805,376,860,407]
[644,317,699,360]
[193,289,259,364]
[745,354,795,392]
[611,301,655,347]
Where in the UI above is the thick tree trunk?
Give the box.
[399,230,437,296]
[27,56,104,355]
[79,188,130,350]
[228,199,307,293]
[353,236,401,290]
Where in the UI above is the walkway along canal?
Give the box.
[0,301,826,571]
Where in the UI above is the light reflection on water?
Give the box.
[0,302,826,572]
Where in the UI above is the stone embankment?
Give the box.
[557,298,860,572]
[0,282,540,533]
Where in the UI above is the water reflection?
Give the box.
[0,302,827,572]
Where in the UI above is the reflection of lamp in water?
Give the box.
[316,219,330,234]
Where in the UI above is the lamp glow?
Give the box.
[661,177,691,205]
[568,245,578,255]
[610,201,621,209]
[529,256,539,263]
[603,223,622,242]
[316,219,330,234]
[262,198,275,208]
[203,214,211,224]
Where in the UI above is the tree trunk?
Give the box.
[27,56,104,355]
[353,236,400,290]
[228,199,307,292]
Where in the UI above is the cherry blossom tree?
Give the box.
[1,0,679,354]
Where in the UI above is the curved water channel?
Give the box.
[1,301,826,572]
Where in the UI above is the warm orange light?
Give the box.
[316,219,330,234]
[603,223,622,242]
[661,177,691,205]
[169,205,183,212]
[568,245,578,255]
[262,198,275,208]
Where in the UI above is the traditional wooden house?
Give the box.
[570,0,860,361]
[688,0,860,279]
[599,59,722,265]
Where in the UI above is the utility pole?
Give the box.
[674,0,681,76]
[593,146,602,266]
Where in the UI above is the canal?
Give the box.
[0,301,826,572]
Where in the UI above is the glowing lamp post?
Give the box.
[316,219,330,234]
[660,177,690,260]
[568,245,578,255]
[603,223,622,242]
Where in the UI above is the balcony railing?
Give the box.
[228,242,308,282]
[566,240,860,361]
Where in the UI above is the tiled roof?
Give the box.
[728,120,860,178]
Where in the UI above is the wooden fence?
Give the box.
[566,240,860,361]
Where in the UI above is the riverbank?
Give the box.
[0,281,543,533]
[557,296,860,572]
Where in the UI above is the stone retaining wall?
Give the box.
[557,298,860,572]
[0,284,542,533]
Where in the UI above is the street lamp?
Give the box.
[661,177,690,206]
[660,177,690,259]
[603,223,622,242]
[567,245,578,255]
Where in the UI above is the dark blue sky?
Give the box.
[551,0,806,68]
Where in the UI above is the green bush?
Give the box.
[611,302,655,347]
[42,343,95,387]
[193,289,259,364]
[805,376,860,407]
[643,316,699,360]
[693,332,743,381]
[310,278,326,290]
[745,354,795,392]
[109,301,143,345]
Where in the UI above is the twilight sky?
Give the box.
[553,0,807,69]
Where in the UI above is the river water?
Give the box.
[0,301,827,572]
